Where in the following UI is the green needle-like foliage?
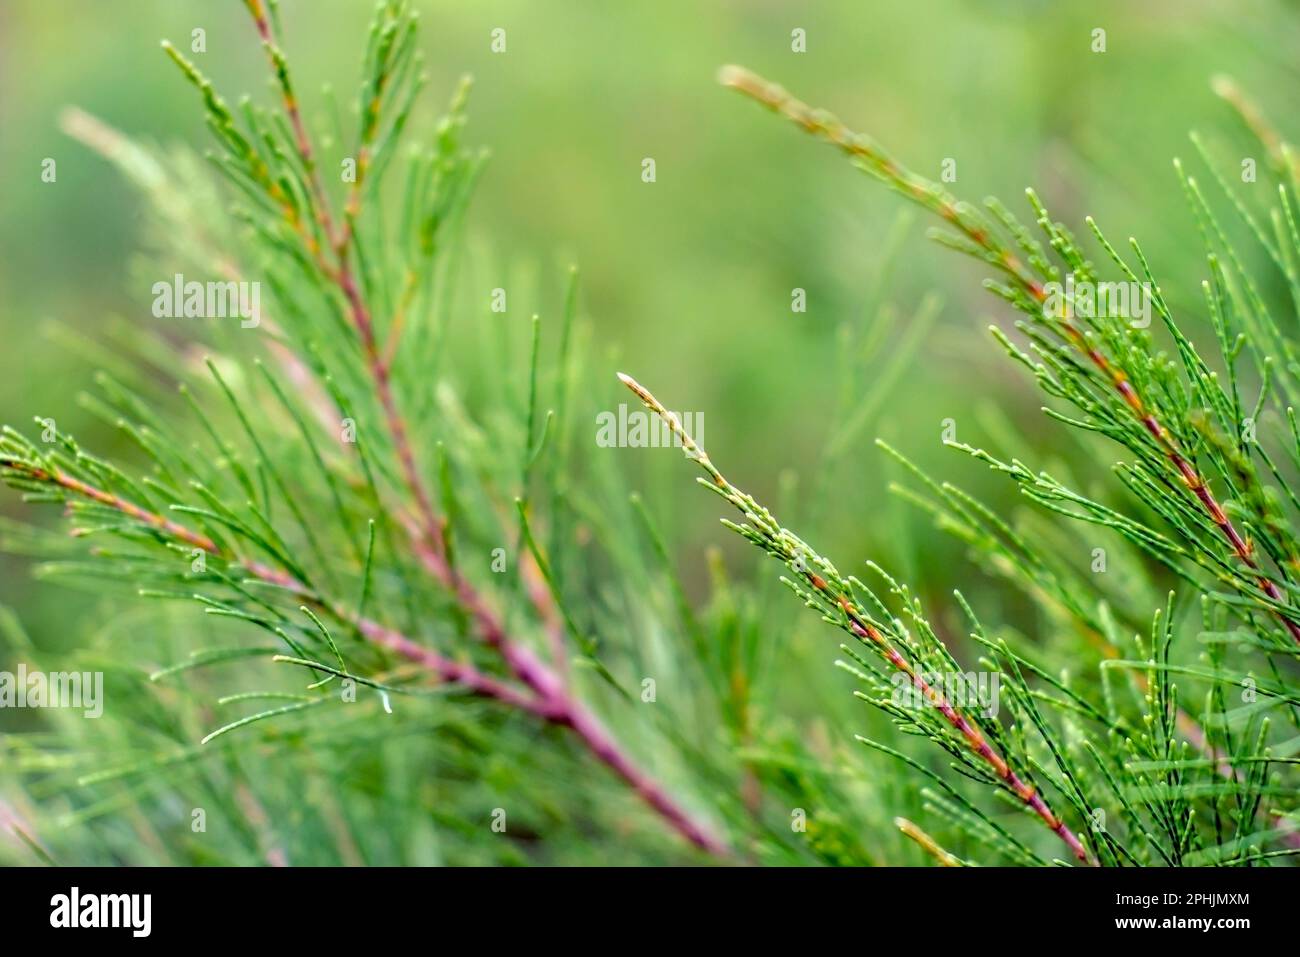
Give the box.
[2,7,1298,868]
[616,64,1300,866]
[1,0,748,865]
[721,65,1300,655]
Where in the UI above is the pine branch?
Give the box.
[719,65,1300,647]
[0,456,536,713]
[227,2,724,854]
[243,0,338,262]
[0,451,726,854]
[1,2,727,856]
[618,373,1095,864]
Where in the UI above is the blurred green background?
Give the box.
[1,0,1297,694]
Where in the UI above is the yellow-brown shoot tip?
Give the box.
[717,64,760,93]
[717,64,745,86]
[616,371,653,406]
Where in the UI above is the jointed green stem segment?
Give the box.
[618,373,1095,865]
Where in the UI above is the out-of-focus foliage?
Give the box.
[1,0,1299,865]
